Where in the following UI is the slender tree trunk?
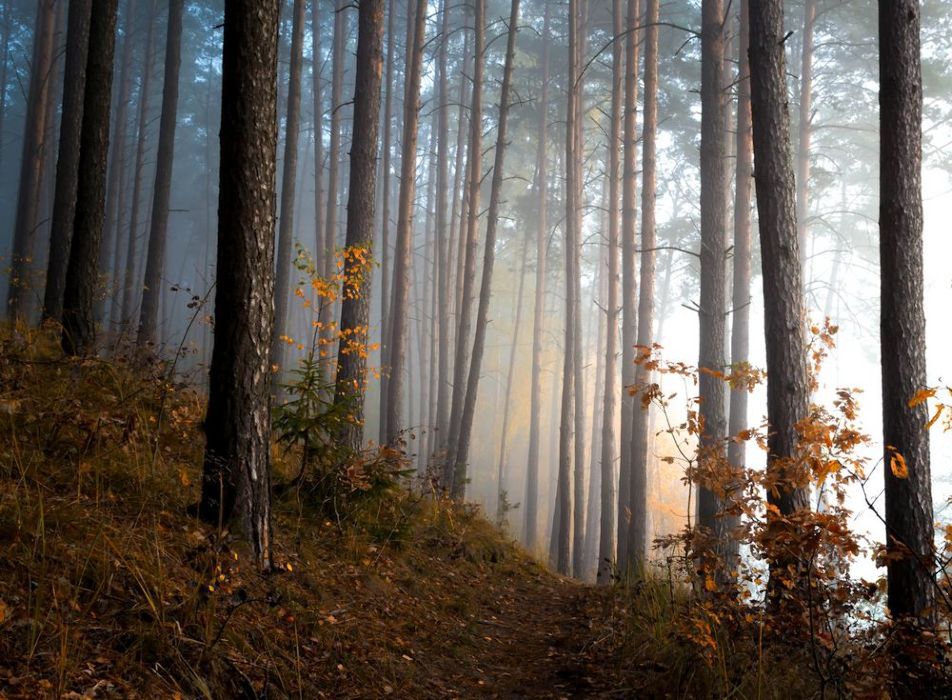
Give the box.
[617,0,641,570]
[199,0,280,572]
[103,1,135,327]
[61,0,119,356]
[696,0,731,565]
[312,0,325,271]
[585,244,606,580]
[879,0,935,627]
[796,0,815,275]
[598,0,624,583]
[99,0,134,326]
[748,0,811,594]
[137,0,184,348]
[320,0,346,357]
[523,4,550,552]
[445,0,485,487]
[120,1,157,329]
[384,0,427,445]
[555,0,580,575]
[725,0,752,574]
[376,0,397,444]
[42,0,92,324]
[452,0,519,500]
[272,0,306,374]
[333,0,384,452]
[7,0,57,322]
[627,0,659,571]
[434,0,452,449]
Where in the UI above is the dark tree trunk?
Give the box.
[434,0,452,449]
[524,3,550,552]
[312,0,325,273]
[796,0,815,274]
[199,0,280,573]
[120,0,158,329]
[726,0,752,574]
[384,0,427,445]
[102,0,136,327]
[617,0,640,570]
[696,0,731,563]
[7,0,57,322]
[61,0,119,356]
[272,0,306,374]
[376,0,398,444]
[451,0,519,499]
[333,0,384,452]
[42,0,93,324]
[137,0,184,348]
[748,0,811,590]
[878,0,935,627]
[320,0,346,355]
[445,0,485,485]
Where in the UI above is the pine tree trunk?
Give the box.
[7,0,57,323]
[0,2,12,171]
[696,0,731,565]
[199,0,280,573]
[312,0,325,270]
[102,1,135,328]
[748,0,811,593]
[617,0,640,570]
[523,3,550,552]
[445,0,484,485]
[384,0,427,445]
[120,1,157,330]
[598,0,624,583]
[332,0,384,452]
[137,0,184,348]
[272,0,306,374]
[627,0,659,571]
[452,0,520,499]
[61,0,119,356]
[726,0,752,575]
[434,0,452,449]
[42,0,92,324]
[878,0,935,627]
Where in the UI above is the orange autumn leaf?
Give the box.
[907,387,935,408]
[888,448,909,479]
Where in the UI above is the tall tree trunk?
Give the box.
[103,1,135,327]
[452,0,520,499]
[445,0,484,486]
[7,0,57,322]
[120,0,157,329]
[320,0,346,357]
[42,0,92,324]
[879,0,934,627]
[617,0,641,570]
[748,0,811,594]
[137,0,184,348]
[523,3,550,552]
[376,0,396,443]
[599,0,624,583]
[627,0,659,571]
[199,0,280,573]
[696,0,731,565]
[61,0,119,356]
[384,0,427,445]
[434,0,452,448]
[333,0,384,452]
[726,0,752,574]
[796,0,815,275]
[555,0,580,575]
[272,0,306,374]
[312,0,325,271]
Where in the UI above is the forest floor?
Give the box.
[0,330,816,699]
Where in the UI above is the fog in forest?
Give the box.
[2,0,951,584]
